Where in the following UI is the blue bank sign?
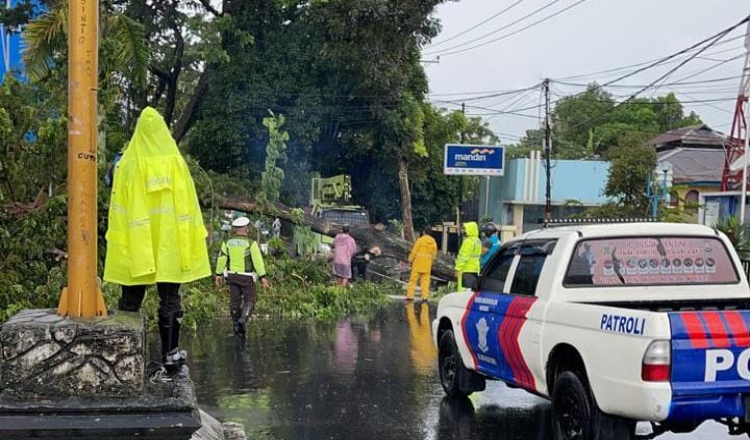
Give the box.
[444,144,505,176]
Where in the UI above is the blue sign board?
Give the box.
[1,0,42,82]
[444,144,505,176]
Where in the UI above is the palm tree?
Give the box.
[21,0,149,89]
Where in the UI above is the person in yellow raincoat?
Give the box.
[407,226,438,301]
[455,222,482,291]
[104,107,210,376]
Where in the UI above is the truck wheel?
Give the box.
[439,330,474,398]
[552,371,601,440]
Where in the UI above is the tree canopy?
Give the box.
[508,84,703,160]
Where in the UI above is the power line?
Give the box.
[424,0,570,56]
[553,35,746,82]
[428,0,591,58]
[428,0,527,49]
[426,47,743,103]
[555,75,744,89]
[561,16,750,133]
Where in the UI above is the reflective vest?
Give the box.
[215,236,267,279]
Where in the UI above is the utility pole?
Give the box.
[458,102,466,246]
[543,79,552,223]
[58,0,106,317]
[739,27,750,223]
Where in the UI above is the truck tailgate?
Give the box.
[669,311,750,421]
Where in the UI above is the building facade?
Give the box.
[478,151,610,236]
[651,125,726,209]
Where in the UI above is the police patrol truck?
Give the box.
[433,222,750,439]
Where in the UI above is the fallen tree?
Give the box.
[218,199,456,283]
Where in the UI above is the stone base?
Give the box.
[193,411,247,440]
[0,309,204,439]
[0,309,145,398]
[0,363,202,440]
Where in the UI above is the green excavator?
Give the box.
[294,174,370,256]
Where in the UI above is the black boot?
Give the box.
[158,312,186,376]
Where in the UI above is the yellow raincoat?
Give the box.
[455,222,482,290]
[407,233,438,300]
[104,107,211,285]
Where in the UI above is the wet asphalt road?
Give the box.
[184,302,737,440]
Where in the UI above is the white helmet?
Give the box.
[231,217,251,228]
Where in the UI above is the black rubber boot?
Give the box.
[160,312,186,375]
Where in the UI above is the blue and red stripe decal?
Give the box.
[498,296,537,390]
[668,310,750,420]
[460,292,479,370]
[460,292,537,391]
[670,311,750,349]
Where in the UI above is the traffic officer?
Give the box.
[455,222,482,291]
[407,227,438,301]
[215,217,270,336]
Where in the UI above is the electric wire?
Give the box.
[424,0,568,55]
[426,0,591,58]
[561,16,750,133]
[428,0,527,49]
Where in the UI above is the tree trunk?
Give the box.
[217,199,456,282]
[398,154,415,242]
[173,69,209,144]
[163,18,184,127]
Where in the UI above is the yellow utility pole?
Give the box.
[58,0,107,317]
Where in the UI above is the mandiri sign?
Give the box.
[443,144,505,176]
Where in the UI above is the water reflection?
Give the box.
[436,396,552,440]
[185,304,555,440]
[184,303,724,440]
[332,318,358,374]
[406,302,438,374]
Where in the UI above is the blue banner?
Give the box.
[443,144,505,176]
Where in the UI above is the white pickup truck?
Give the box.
[433,223,750,440]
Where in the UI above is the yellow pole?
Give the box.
[58,0,106,317]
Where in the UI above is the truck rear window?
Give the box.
[564,236,739,287]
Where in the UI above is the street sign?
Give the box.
[443,144,505,176]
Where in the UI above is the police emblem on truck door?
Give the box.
[477,318,490,353]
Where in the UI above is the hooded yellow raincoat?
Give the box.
[455,222,482,289]
[104,107,211,286]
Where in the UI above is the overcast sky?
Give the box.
[423,0,750,145]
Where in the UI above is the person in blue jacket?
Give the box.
[480,223,501,270]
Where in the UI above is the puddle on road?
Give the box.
[183,302,728,440]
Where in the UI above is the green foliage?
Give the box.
[603,133,657,215]
[188,0,453,218]
[267,236,287,257]
[22,1,150,87]
[259,113,290,204]
[714,217,750,260]
[0,196,68,322]
[515,84,704,160]
[0,0,34,29]
[257,256,392,321]
[291,208,306,225]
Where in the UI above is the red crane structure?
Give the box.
[720,37,750,191]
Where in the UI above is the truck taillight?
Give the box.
[642,340,671,382]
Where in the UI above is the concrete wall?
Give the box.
[541,159,610,204]
[479,155,610,224]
